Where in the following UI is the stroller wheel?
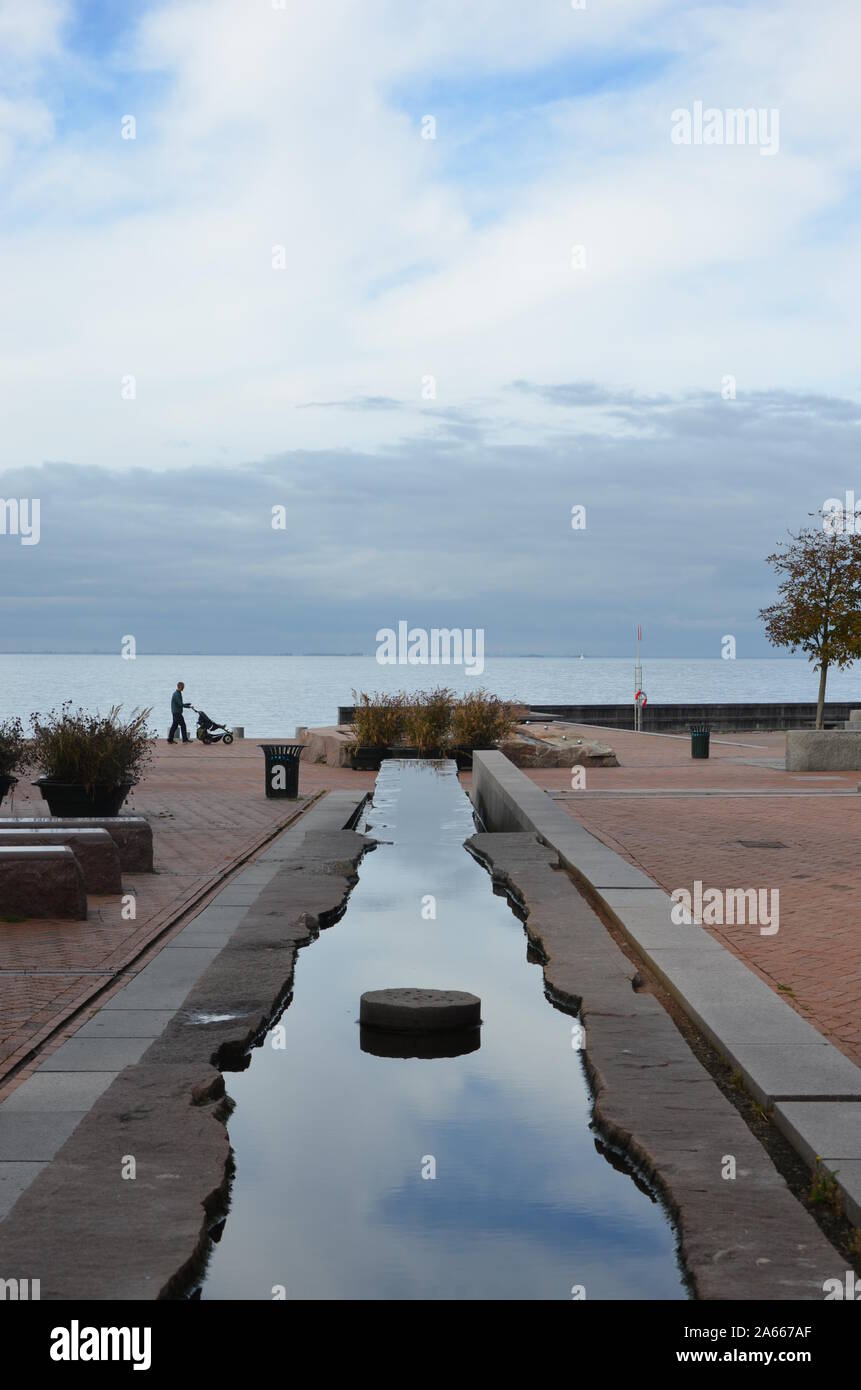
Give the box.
[223,733,234,745]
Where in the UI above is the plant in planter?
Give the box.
[402,687,454,757]
[30,702,155,816]
[349,690,407,769]
[0,716,27,807]
[450,690,516,766]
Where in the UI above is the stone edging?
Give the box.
[471,751,861,1233]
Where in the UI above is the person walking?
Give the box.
[168,681,192,744]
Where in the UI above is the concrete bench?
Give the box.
[0,828,121,894]
[0,816,153,872]
[786,730,861,771]
[0,846,87,920]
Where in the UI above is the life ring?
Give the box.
[634,689,647,707]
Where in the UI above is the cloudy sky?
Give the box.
[0,0,858,655]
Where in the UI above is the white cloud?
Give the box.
[0,0,65,172]
[0,0,860,473]
[0,0,66,66]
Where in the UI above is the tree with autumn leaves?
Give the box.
[759,516,861,729]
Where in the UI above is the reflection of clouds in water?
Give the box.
[206,762,683,1300]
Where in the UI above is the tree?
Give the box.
[759,518,861,729]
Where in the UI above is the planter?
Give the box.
[349,746,437,770]
[450,744,497,770]
[349,746,386,771]
[32,778,134,817]
[0,774,18,807]
[451,747,474,770]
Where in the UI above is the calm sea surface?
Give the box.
[1,655,858,739]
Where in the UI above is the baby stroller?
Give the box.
[190,707,234,745]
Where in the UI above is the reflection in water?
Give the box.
[359,1024,481,1060]
[202,760,686,1301]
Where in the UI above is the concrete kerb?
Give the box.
[471,750,861,1223]
[773,1104,861,1225]
[467,827,846,1297]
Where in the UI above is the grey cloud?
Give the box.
[510,379,675,409]
[1,386,857,656]
[298,395,403,411]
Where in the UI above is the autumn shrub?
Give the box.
[450,689,516,750]
[350,690,407,747]
[402,687,454,754]
[30,703,155,788]
[0,716,27,777]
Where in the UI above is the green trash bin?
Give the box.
[259,743,304,798]
[690,725,710,759]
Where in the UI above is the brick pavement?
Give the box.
[0,741,374,1097]
[513,725,861,1068]
[6,727,857,1093]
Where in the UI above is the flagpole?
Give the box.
[635,623,643,733]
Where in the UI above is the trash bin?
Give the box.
[259,743,304,798]
[690,725,710,759]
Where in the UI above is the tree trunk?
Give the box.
[816,661,829,729]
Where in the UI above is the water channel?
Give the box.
[202,759,686,1300]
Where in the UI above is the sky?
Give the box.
[0,0,858,655]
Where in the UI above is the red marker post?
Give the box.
[634,624,645,732]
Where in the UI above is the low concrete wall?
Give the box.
[339,701,853,733]
[472,751,654,890]
[472,748,861,1223]
[786,729,861,771]
[472,748,565,836]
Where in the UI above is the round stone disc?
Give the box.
[359,988,481,1033]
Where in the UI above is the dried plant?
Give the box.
[402,687,454,754]
[30,702,155,789]
[450,689,516,750]
[0,716,27,777]
[350,690,406,748]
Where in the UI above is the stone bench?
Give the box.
[0,846,87,920]
[0,816,153,872]
[0,828,121,894]
[786,730,861,771]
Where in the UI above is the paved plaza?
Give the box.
[0,742,374,1100]
[513,726,861,1067]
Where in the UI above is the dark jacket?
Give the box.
[171,689,188,717]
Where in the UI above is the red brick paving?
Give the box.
[0,741,374,1098]
[517,726,861,1068]
[6,728,858,1094]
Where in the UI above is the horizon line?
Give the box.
[0,651,815,661]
